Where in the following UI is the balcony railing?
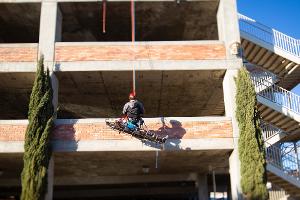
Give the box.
[266,142,300,179]
[238,13,300,57]
[260,120,288,141]
[250,66,278,89]
[251,75,300,114]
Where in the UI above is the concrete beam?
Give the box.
[55,173,198,185]
[53,138,234,152]
[2,174,194,186]
[54,59,242,71]
[53,185,196,199]
[0,43,38,48]
[0,62,37,72]
[0,138,234,153]
[58,0,217,1]
[0,0,218,3]
[56,41,223,46]
[55,116,232,125]
[0,141,24,152]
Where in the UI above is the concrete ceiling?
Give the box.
[54,150,230,179]
[0,1,218,42]
[56,70,225,118]
[0,73,35,119]
[0,150,230,185]
[0,150,230,199]
[59,1,219,41]
[0,3,41,43]
[0,70,225,119]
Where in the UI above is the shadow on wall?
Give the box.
[51,120,79,151]
[143,118,188,150]
[50,118,189,151]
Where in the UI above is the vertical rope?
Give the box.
[102,0,106,33]
[131,0,135,43]
[212,170,216,199]
[155,150,159,168]
[131,0,136,95]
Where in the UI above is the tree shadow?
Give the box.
[51,119,79,152]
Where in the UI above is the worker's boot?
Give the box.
[161,135,168,143]
[146,131,154,137]
[124,126,131,133]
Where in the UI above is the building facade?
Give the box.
[0,0,299,199]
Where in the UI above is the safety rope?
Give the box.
[101,0,136,95]
[102,0,106,33]
[131,0,136,96]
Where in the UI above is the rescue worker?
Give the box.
[122,92,145,129]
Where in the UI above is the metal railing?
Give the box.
[251,74,275,93]
[269,187,288,200]
[260,120,288,141]
[251,75,300,114]
[238,13,300,57]
[250,67,279,88]
[266,142,300,179]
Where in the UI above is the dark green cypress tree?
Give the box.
[235,67,268,200]
[21,56,54,200]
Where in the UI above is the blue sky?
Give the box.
[237,0,300,38]
[237,0,300,94]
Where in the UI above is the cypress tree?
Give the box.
[235,67,268,200]
[21,57,54,200]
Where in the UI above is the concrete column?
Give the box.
[45,62,59,200]
[223,69,243,200]
[50,72,59,117]
[55,7,63,42]
[38,4,60,200]
[217,0,241,59]
[39,1,62,69]
[45,157,54,200]
[196,174,208,200]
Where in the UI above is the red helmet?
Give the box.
[129,92,136,99]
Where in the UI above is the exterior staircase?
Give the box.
[238,13,300,198]
[266,143,300,198]
[239,13,300,91]
[251,74,300,142]
[260,120,289,146]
